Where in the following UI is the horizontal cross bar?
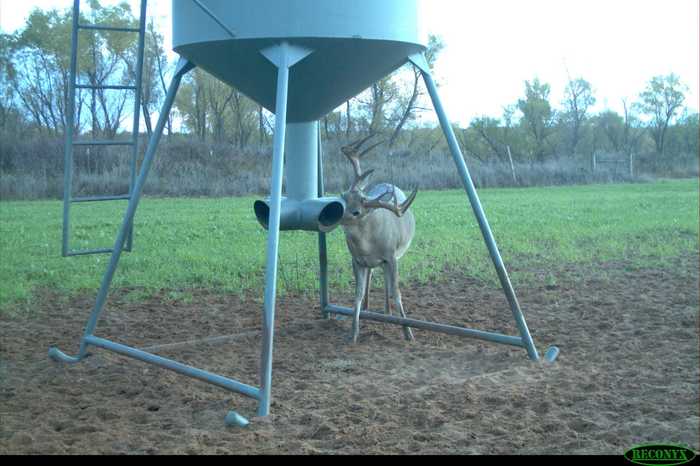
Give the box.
[139,331,260,353]
[84,336,261,400]
[78,24,141,33]
[66,248,115,257]
[72,195,131,203]
[73,140,135,146]
[76,84,137,91]
[325,305,525,348]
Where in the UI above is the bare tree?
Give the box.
[367,77,397,133]
[139,18,169,137]
[561,76,595,156]
[206,77,234,144]
[229,89,257,148]
[176,68,209,141]
[346,100,352,137]
[389,35,444,147]
[622,99,646,157]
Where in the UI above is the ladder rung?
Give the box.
[73,140,135,147]
[78,24,141,33]
[76,84,137,91]
[72,195,131,203]
[66,248,115,257]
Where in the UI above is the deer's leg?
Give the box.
[382,263,392,316]
[387,258,415,341]
[362,269,372,311]
[351,261,369,344]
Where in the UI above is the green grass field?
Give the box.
[1,179,697,314]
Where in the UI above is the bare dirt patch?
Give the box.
[1,256,698,455]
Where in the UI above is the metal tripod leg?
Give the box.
[409,54,559,363]
[49,58,196,364]
[317,123,330,319]
[257,43,314,417]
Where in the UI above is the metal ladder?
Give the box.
[62,0,148,257]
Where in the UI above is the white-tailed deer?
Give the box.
[339,134,418,344]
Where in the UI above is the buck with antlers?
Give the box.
[339,134,418,344]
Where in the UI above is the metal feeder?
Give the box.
[51,0,559,427]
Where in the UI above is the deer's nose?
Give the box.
[352,211,361,217]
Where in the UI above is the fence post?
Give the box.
[507,145,517,185]
[592,152,597,172]
[629,153,634,177]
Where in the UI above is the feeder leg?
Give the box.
[411,54,541,362]
[317,122,330,320]
[257,43,314,417]
[319,230,330,319]
[258,48,292,418]
[49,58,195,364]
[62,1,79,258]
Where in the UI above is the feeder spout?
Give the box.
[254,121,345,232]
[254,197,345,233]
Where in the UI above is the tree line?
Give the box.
[459,74,697,171]
[1,2,697,181]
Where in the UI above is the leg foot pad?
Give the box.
[48,347,83,364]
[225,411,250,428]
[544,346,560,363]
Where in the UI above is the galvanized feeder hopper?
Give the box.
[51,0,559,427]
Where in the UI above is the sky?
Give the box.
[1,0,698,127]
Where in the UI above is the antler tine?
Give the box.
[358,139,385,158]
[341,133,376,154]
[350,169,375,192]
[363,186,419,218]
[401,187,419,212]
[342,133,381,181]
[351,132,378,151]
[344,152,363,179]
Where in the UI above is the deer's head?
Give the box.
[340,134,417,225]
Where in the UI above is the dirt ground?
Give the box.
[1,255,698,455]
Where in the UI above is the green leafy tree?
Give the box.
[636,74,688,159]
[665,110,699,159]
[175,68,260,146]
[80,1,140,138]
[594,110,625,153]
[0,33,18,132]
[9,2,144,137]
[470,116,508,162]
[10,7,77,135]
[517,78,555,161]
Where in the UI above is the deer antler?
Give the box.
[362,186,419,218]
[342,133,384,181]
[350,169,376,192]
